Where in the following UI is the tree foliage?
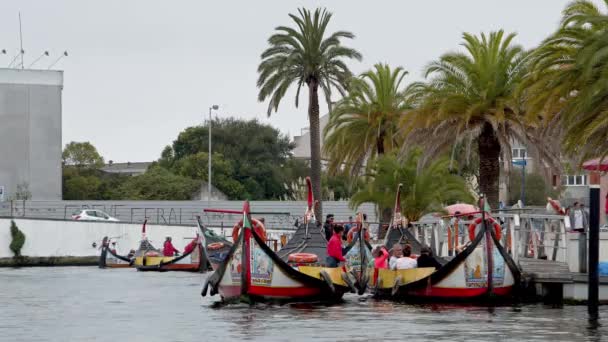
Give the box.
[350,151,473,222]
[114,166,200,200]
[508,170,561,206]
[525,0,608,161]
[162,118,297,200]
[9,220,25,258]
[323,63,413,175]
[62,142,104,168]
[400,30,558,207]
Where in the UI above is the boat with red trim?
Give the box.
[201,177,355,304]
[372,188,520,302]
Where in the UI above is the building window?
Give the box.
[512,148,527,159]
[561,174,588,186]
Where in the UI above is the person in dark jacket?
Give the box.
[323,214,335,241]
[416,246,442,270]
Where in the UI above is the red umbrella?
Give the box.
[444,203,478,215]
[582,158,608,172]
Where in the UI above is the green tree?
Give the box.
[508,170,561,206]
[63,175,102,200]
[171,152,246,199]
[350,151,473,222]
[114,166,200,200]
[324,63,412,175]
[9,220,26,258]
[257,7,362,219]
[62,141,104,168]
[401,30,555,207]
[164,118,297,200]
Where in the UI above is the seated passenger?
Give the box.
[389,243,403,270]
[416,246,442,270]
[127,249,136,259]
[394,244,417,270]
[372,246,389,269]
[163,237,180,257]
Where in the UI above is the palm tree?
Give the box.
[523,1,608,161]
[400,30,557,207]
[323,63,413,176]
[350,151,473,222]
[257,8,362,219]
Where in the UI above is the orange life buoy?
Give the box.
[232,218,267,243]
[468,217,502,241]
[207,242,225,251]
[287,253,318,263]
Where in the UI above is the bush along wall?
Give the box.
[9,220,26,259]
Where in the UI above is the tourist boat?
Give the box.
[372,187,521,302]
[202,177,355,303]
[98,220,156,269]
[196,216,233,271]
[135,234,204,272]
[343,214,373,295]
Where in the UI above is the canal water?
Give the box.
[0,267,606,342]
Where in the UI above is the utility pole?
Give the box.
[207,105,219,207]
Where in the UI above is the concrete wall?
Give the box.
[0,200,378,228]
[0,68,63,200]
[0,217,304,258]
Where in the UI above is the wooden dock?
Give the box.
[518,258,573,284]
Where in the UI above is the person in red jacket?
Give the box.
[326,225,345,267]
[163,237,180,257]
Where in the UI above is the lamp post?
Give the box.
[208,105,219,206]
[512,159,527,206]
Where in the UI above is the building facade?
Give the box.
[0,69,63,200]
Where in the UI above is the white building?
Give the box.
[0,68,63,200]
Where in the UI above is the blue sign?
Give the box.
[512,159,527,166]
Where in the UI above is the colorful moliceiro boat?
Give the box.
[98,220,205,272]
[373,188,520,302]
[202,177,356,303]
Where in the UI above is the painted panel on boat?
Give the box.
[250,237,306,289]
[250,242,274,286]
[228,243,243,285]
[344,243,372,277]
[464,246,488,288]
[375,268,435,289]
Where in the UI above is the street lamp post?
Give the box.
[208,105,219,206]
[512,159,527,206]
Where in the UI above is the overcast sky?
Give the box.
[0,0,581,162]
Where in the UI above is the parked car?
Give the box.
[72,210,119,222]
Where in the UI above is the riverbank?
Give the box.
[0,256,97,267]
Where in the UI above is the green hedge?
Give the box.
[9,220,26,257]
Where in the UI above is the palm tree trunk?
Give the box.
[477,122,501,208]
[308,79,323,221]
[376,132,385,155]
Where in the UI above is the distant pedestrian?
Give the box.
[323,214,335,241]
[569,202,589,233]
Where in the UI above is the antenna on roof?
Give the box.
[19,12,24,69]
[28,51,49,68]
[47,51,68,69]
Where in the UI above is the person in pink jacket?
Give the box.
[372,246,389,269]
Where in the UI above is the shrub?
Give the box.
[9,220,26,257]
